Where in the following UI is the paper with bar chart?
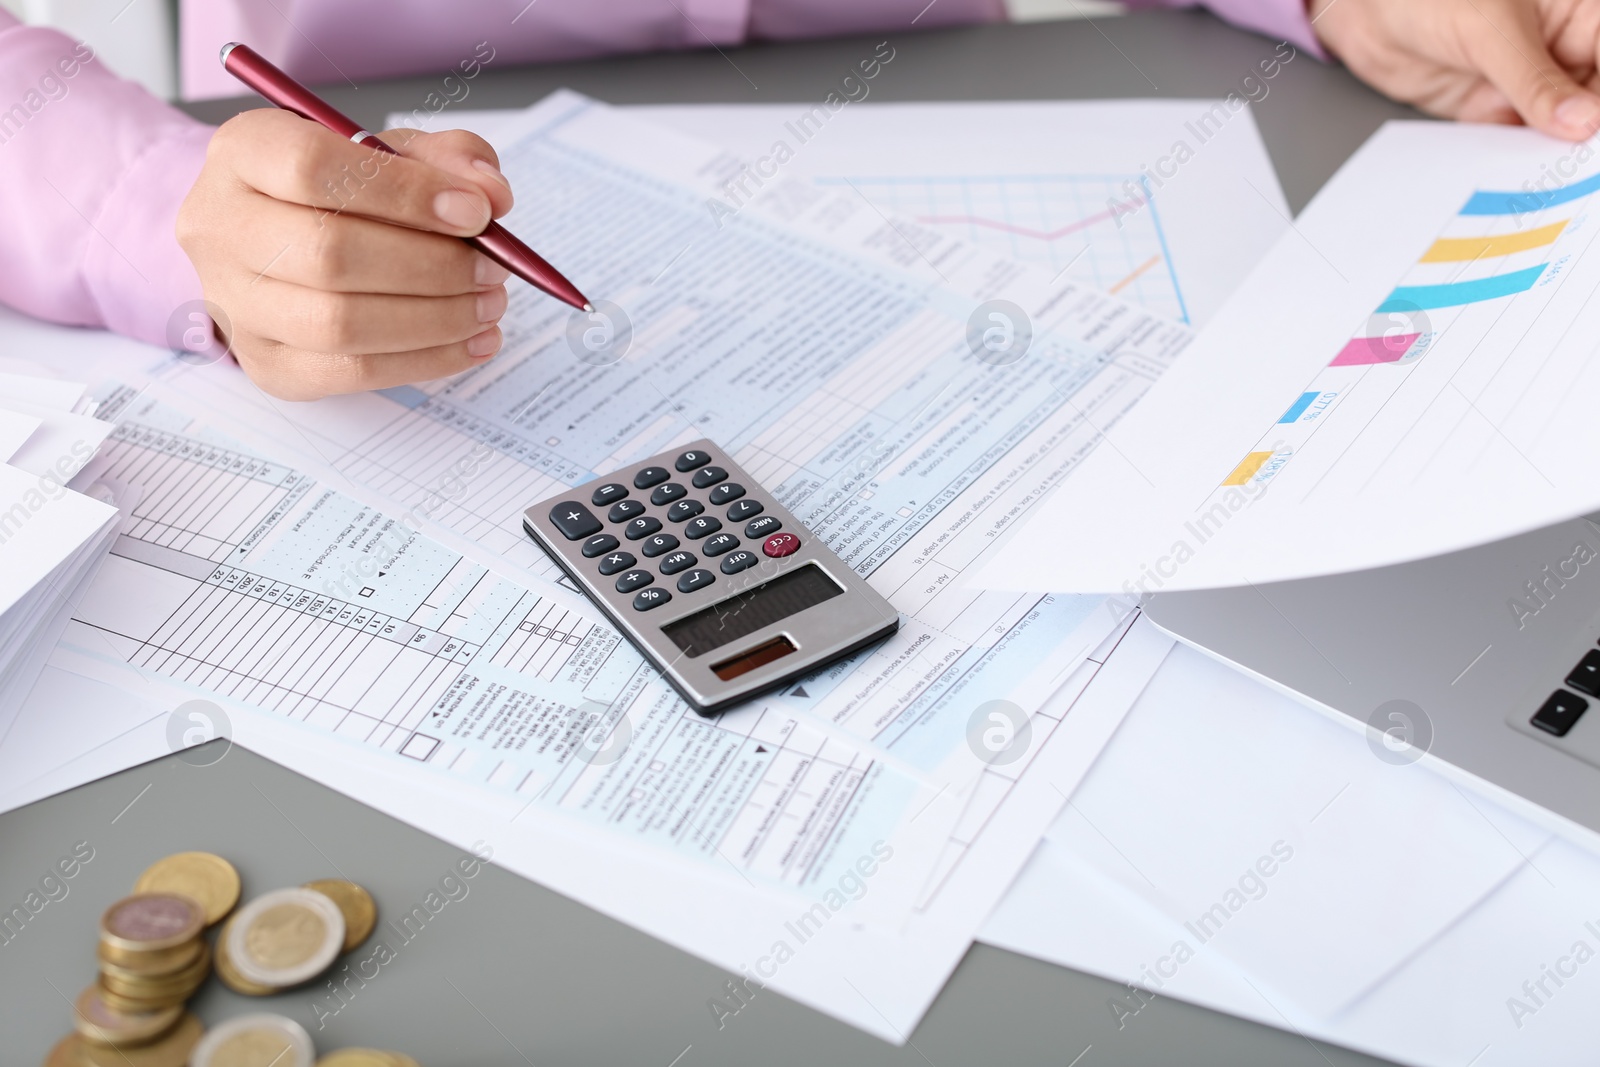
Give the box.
[972,122,1600,592]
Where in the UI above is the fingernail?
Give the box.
[473,158,512,189]
[1556,95,1600,135]
[434,188,490,231]
[467,327,501,358]
[476,285,508,323]
[475,255,511,287]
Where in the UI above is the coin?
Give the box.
[100,894,205,954]
[189,1013,314,1067]
[72,984,182,1047]
[316,1052,420,1067]
[133,852,241,926]
[303,879,377,951]
[75,1013,204,1067]
[99,942,211,1004]
[98,939,207,985]
[226,887,345,988]
[214,915,279,996]
[97,934,204,976]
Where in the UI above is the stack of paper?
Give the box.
[0,368,118,737]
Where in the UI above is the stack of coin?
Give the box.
[218,880,376,996]
[95,893,211,1013]
[317,1051,424,1067]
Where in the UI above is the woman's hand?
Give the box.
[1309,0,1600,139]
[177,109,514,401]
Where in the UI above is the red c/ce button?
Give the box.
[763,533,800,558]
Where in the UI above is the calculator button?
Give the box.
[581,534,619,558]
[624,516,662,539]
[720,551,760,575]
[763,533,801,558]
[702,533,739,556]
[684,516,722,539]
[1566,650,1600,696]
[1533,690,1588,737]
[744,515,782,539]
[609,499,645,523]
[691,466,728,489]
[667,499,705,522]
[641,533,680,558]
[658,550,697,575]
[677,569,716,593]
[708,483,745,506]
[675,450,713,472]
[633,588,671,611]
[634,466,671,489]
[550,502,603,541]
[651,482,688,506]
[591,483,629,507]
[597,552,635,575]
[614,569,654,593]
[726,499,764,523]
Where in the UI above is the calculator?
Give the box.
[521,440,900,714]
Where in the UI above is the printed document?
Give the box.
[973,122,1600,591]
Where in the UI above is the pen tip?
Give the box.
[582,303,594,313]
[220,42,239,65]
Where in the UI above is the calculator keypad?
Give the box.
[569,449,797,604]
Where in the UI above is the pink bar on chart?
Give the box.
[1329,333,1421,367]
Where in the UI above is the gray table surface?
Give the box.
[5,12,1420,1066]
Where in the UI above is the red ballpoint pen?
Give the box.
[220,42,592,313]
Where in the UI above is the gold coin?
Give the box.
[315,1052,410,1067]
[72,985,182,1047]
[100,895,204,954]
[97,935,203,976]
[303,880,377,951]
[80,1013,203,1067]
[43,1033,91,1067]
[133,852,241,926]
[99,942,211,1001]
[214,916,279,996]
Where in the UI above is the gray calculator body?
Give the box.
[521,440,900,714]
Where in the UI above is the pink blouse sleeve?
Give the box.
[1123,0,1325,58]
[0,11,209,348]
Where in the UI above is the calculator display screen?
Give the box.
[661,564,844,658]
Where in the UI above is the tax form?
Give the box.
[168,91,1191,793]
[28,91,1192,1040]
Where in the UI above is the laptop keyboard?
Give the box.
[1533,649,1600,737]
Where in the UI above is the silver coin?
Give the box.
[225,887,346,988]
[189,1012,315,1067]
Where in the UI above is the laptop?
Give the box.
[1145,511,1600,835]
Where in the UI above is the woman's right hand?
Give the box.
[177,108,515,401]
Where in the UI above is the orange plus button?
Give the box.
[763,533,800,558]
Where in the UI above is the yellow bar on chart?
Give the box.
[1222,451,1274,486]
[1420,220,1568,263]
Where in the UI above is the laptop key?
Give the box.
[1532,690,1589,738]
[1565,650,1600,696]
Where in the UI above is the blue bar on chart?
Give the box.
[1376,264,1547,312]
[1461,173,1600,216]
[1278,391,1320,423]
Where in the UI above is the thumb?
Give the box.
[1467,1,1600,139]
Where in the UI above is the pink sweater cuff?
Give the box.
[0,19,208,348]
